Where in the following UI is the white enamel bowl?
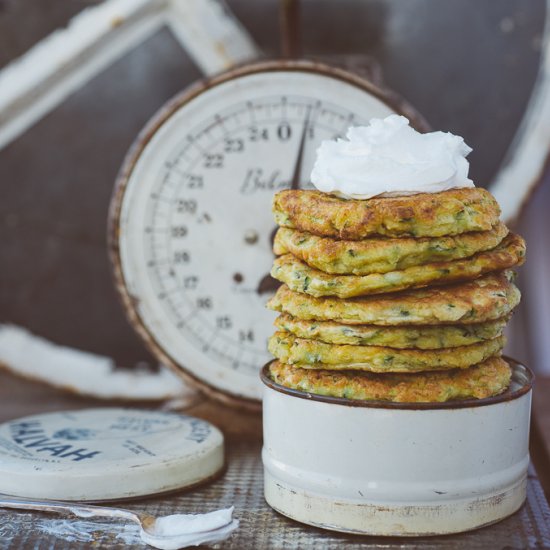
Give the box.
[261,358,533,536]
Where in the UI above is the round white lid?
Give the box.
[0,408,224,501]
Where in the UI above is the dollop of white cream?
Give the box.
[140,507,238,550]
[310,114,474,199]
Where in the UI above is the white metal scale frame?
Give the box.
[109,60,428,409]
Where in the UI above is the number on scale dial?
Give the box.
[112,63,412,406]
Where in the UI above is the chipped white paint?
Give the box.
[491,0,550,223]
[167,0,259,74]
[0,0,260,150]
[264,475,527,536]
[0,324,197,402]
[262,363,532,535]
[0,0,167,150]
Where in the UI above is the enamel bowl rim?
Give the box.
[260,356,533,410]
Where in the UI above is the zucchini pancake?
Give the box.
[274,313,509,349]
[271,233,525,298]
[273,187,501,239]
[273,223,509,275]
[268,332,505,373]
[268,358,512,403]
[265,118,525,403]
[267,271,520,326]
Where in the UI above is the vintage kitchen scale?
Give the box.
[109,59,428,410]
[109,60,534,535]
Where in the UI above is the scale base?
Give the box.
[264,470,526,536]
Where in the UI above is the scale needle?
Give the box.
[262,107,312,295]
[290,105,312,190]
[268,105,313,249]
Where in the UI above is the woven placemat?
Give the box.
[0,441,549,549]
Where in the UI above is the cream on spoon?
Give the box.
[0,497,238,549]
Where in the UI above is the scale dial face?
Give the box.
[111,62,415,407]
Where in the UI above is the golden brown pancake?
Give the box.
[268,357,512,403]
[274,313,509,349]
[273,223,509,275]
[267,271,520,325]
[271,233,525,298]
[273,188,501,239]
[268,332,504,373]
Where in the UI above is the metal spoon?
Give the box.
[0,496,237,549]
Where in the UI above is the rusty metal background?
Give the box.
[0,0,546,370]
[0,441,548,549]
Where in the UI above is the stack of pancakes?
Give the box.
[266,188,525,403]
